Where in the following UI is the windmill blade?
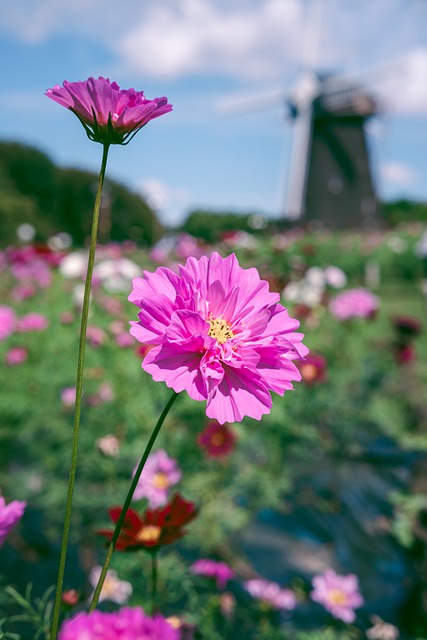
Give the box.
[214,87,288,118]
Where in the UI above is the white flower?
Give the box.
[386,236,408,254]
[93,258,141,292]
[324,265,347,288]
[305,267,325,288]
[89,566,132,604]
[366,615,399,640]
[59,252,88,279]
[96,435,120,457]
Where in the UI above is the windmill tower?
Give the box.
[285,72,382,229]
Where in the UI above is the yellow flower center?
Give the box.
[135,525,161,544]
[300,363,318,382]
[152,471,170,489]
[208,317,234,344]
[166,616,182,630]
[211,432,225,446]
[101,576,118,598]
[328,589,348,605]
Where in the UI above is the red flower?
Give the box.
[97,494,197,551]
[391,315,422,338]
[197,421,236,458]
[298,353,327,385]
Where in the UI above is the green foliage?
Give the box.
[0,226,427,637]
[382,199,427,226]
[182,209,256,244]
[0,141,163,247]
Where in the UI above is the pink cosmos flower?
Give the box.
[244,579,297,611]
[46,77,173,145]
[12,284,37,301]
[5,346,28,366]
[133,450,182,508]
[310,569,364,623]
[87,325,106,347]
[59,607,179,640]
[17,312,49,332]
[197,421,236,458]
[61,387,76,408]
[129,252,308,424]
[115,332,136,348]
[0,496,26,545]
[329,288,379,321]
[190,559,235,589]
[0,306,16,341]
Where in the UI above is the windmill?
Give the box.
[216,0,401,230]
[284,70,381,229]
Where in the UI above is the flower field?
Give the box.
[1,224,427,639]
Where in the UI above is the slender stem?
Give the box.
[89,391,179,612]
[50,143,110,640]
[150,552,159,615]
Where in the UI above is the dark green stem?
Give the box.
[89,391,179,611]
[50,143,110,640]
[150,552,159,615]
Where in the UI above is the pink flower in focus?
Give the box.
[329,288,379,321]
[59,607,180,640]
[190,559,235,589]
[5,347,28,366]
[197,421,236,458]
[0,306,16,341]
[61,387,76,407]
[129,252,308,424]
[17,312,49,332]
[244,579,297,611]
[46,77,173,145]
[0,496,26,545]
[133,450,182,508]
[310,569,364,623]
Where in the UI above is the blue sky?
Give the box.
[1,0,427,227]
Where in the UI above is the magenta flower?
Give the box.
[17,312,49,332]
[129,252,308,424]
[46,77,172,145]
[0,305,16,341]
[329,288,379,321]
[310,569,364,623]
[244,578,297,611]
[190,559,235,589]
[59,607,180,640]
[133,450,182,508]
[5,346,28,366]
[0,496,26,546]
[197,421,236,458]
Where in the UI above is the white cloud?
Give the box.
[380,162,418,187]
[3,0,427,113]
[115,0,304,81]
[139,177,193,227]
[377,48,427,115]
